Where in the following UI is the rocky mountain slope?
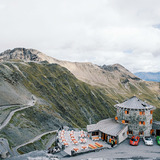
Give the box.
[135,72,160,82]
[0,48,159,104]
[0,48,160,152]
[0,61,115,147]
[0,48,143,87]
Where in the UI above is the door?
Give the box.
[105,134,108,141]
[156,129,160,136]
[101,133,105,140]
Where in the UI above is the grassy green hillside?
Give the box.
[0,61,159,150]
[19,62,116,126]
[0,61,115,147]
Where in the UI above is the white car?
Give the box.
[143,137,153,146]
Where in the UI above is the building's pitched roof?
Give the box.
[87,124,99,133]
[87,118,127,136]
[114,96,155,110]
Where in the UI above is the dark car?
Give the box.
[130,136,140,146]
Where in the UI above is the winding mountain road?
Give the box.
[0,99,37,157]
[0,100,36,130]
[0,98,58,157]
[12,130,57,156]
[0,104,25,110]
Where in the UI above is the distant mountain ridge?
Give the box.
[135,72,160,82]
[0,48,159,105]
[0,48,142,87]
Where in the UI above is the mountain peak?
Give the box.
[101,63,129,72]
[0,47,141,87]
[0,48,44,62]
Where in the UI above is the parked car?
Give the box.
[130,136,140,146]
[143,137,153,146]
[156,136,160,145]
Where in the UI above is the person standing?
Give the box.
[113,139,115,147]
[111,139,114,147]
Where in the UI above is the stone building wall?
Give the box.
[116,108,153,137]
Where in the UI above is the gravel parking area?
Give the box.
[62,137,160,160]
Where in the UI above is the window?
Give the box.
[111,136,116,139]
[122,132,125,136]
[125,110,129,114]
[150,129,154,135]
[122,120,129,124]
[115,116,118,120]
[150,110,153,114]
[150,119,153,124]
[139,121,145,125]
[139,131,144,135]
[125,120,129,123]
[139,111,145,115]
[122,120,125,124]
[92,132,99,136]
[128,130,133,135]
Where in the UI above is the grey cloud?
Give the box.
[0,0,160,72]
[152,50,160,57]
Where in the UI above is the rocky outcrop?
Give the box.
[0,48,41,62]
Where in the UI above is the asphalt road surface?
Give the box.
[0,99,36,130]
[12,130,57,156]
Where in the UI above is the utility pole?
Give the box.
[89,117,92,125]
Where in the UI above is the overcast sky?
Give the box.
[0,0,160,72]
